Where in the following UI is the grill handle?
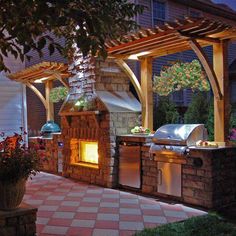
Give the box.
[158,169,163,185]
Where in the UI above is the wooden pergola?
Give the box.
[8,61,70,121]
[106,17,236,142]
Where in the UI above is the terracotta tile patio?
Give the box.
[24,172,206,236]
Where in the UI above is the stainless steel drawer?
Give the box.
[119,145,141,188]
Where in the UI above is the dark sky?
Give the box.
[212,0,236,10]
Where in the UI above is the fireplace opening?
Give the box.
[79,140,98,164]
[70,139,99,167]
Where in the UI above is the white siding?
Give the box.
[0,55,26,137]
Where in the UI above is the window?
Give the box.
[153,0,166,26]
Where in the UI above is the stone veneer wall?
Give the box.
[60,53,140,188]
[141,145,158,194]
[183,148,236,209]
[29,134,63,174]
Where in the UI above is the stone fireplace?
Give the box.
[60,53,141,187]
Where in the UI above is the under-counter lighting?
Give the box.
[128,51,151,60]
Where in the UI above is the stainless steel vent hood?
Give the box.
[59,91,141,115]
[96,91,141,112]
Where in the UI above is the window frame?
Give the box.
[152,0,166,27]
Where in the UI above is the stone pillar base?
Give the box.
[0,203,37,236]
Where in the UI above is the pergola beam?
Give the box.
[55,74,69,89]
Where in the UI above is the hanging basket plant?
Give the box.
[49,86,68,103]
[153,60,210,96]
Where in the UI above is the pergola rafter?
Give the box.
[107,16,236,142]
[8,61,70,121]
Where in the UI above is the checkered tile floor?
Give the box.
[24,172,206,236]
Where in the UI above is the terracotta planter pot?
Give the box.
[0,178,26,211]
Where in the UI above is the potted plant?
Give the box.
[0,131,40,210]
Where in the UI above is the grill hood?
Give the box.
[150,124,208,158]
[152,124,208,146]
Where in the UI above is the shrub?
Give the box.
[184,92,209,124]
[154,96,180,129]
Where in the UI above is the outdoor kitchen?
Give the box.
[30,51,236,211]
[118,125,236,209]
[25,18,236,211]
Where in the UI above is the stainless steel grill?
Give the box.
[150,124,208,158]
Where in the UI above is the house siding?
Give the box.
[0,55,26,136]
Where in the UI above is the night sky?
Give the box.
[212,0,236,10]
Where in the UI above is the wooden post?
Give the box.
[213,41,229,142]
[140,57,153,130]
[45,80,54,121]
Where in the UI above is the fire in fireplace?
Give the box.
[70,139,98,165]
[79,140,98,164]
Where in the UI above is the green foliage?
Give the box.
[187,97,236,141]
[49,86,68,103]
[0,132,40,184]
[230,110,236,129]
[0,0,144,71]
[206,99,214,141]
[135,214,236,236]
[153,60,210,96]
[184,92,209,124]
[155,96,180,129]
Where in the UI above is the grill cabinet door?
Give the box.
[157,162,181,197]
[119,145,141,188]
